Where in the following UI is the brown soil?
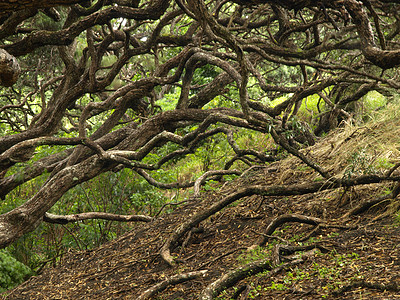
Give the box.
[3,157,400,300]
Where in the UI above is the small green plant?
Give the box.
[246,283,269,298]
[268,281,288,291]
[237,246,269,265]
[311,250,362,297]
[313,176,324,182]
[296,165,312,172]
[374,157,394,170]
[215,289,231,300]
[286,268,310,282]
[343,148,376,179]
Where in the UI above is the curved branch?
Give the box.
[0,0,82,15]
[3,0,170,57]
[199,259,272,300]
[0,108,252,248]
[332,280,400,296]
[270,128,330,178]
[193,169,241,197]
[0,8,38,40]
[199,258,302,300]
[344,0,400,68]
[137,270,208,300]
[160,174,400,266]
[257,213,323,247]
[0,136,105,170]
[134,168,194,189]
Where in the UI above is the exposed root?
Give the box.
[161,174,398,266]
[298,223,357,242]
[231,284,251,300]
[256,213,323,247]
[271,243,331,266]
[332,280,400,296]
[198,247,247,269]
[199,258,303,300]
[342,181,400,219]
[136,270,208,300]
[161,187,256,266]
[193,169,241,197]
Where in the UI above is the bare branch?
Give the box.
[43,212,153,224]
[161,174,400,266]
[199,258,302,300]
[137,270,208,300]
[193,169,241,197]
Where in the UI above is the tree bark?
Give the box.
[137,270,208,300]
[0,49,20,87]
[0,0,84,15]
[43,212,153,224]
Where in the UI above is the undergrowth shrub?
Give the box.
[0,249,32,293]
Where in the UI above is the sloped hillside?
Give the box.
[3,113,400,299]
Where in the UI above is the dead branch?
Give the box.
[193,169,241,197]
[136,270,208,300]
[154,200,188,217]
[198,247,247,269]
[161,174,400,266]
[271,242,330,266]
[270,129,330,178]
[257,213,323,247]
[298,223,357,242]
[332,280,400,296]
[342,182,400,219]
[43,212,153,224]
[199,258,303,300]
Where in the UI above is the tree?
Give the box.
[1,0,400,251]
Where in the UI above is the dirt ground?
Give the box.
[2,156,400,299]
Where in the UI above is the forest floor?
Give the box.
[3,124,400,299]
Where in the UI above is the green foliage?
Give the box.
[1,114,266,271]
[193,64,220,86]
[192,132,232,172]
[156,92,180,111]
[268,281,288,291]
[374,157,394,170]
[128,171,170,215]
[298,92,326,126]
[363,91,387,115]
[237,246,269,265]
[262,251,362,297]
[343,148,376,179]
[311,251,362,296]
[0,249,32,293]
[247,283,270,298]
[1,166,173,270]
